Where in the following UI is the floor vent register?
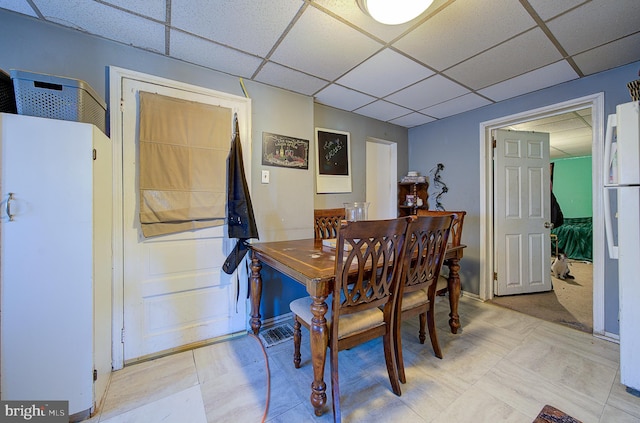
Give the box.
[258,323,294,347]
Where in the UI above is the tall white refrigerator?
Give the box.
[604,101,640,392]
[0,113,113,419]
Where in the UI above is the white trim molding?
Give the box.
[479,93,606,335]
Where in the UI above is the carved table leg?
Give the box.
[310,295,329,416]
[446,258,461,334]
[249,253,262,335]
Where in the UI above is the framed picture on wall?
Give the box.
[261,132,309,169]
[315,128,352,193]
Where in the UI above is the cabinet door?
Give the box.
[1,114,94,413]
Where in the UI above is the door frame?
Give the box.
[478,93,605,335]
[108,66,251,369]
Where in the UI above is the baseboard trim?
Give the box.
[594,331,619,344]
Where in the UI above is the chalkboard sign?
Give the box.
[315,128,352,193]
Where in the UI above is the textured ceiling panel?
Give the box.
[393,0,536,71]
[103,0,167,21]
[315,84,376,112]
[444,28,563,90]
[33,0,166,53]
[386,74,469,111]
[171,0,303,57]
[269,6,382,81]
[254,62,328,96]
[2,0,638,153]
[354,99,413,122]
[526,0,586,21]
[478,61,579,102]
[336,49,434,98]
[170,30,263,79]
[546,0,640,55]
[420,93,492,119]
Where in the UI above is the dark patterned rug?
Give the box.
[533,405,582,423]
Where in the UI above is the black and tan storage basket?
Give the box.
[0,69,17,113]
[628,78,640,102]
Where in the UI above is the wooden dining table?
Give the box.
[248,238,465,416]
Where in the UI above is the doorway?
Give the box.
[479,93,606,336]
[366,138,397,220]
[490,110,594,332]
[109,67,252,369]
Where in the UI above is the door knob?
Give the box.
[544,221,554,229]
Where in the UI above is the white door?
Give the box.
[366,139,397,219]
[494,129,552,296]
[120,78,249,361]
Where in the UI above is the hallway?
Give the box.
[489,259,593,333]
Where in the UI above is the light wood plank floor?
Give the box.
[87,296,640,423]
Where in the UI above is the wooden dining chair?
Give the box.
[290,216,412,422]
[416,210,466,295]
[395,214,454,384]
[313,208,345,239]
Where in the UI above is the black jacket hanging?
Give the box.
[551,190,564,229]
[222,115,259,274]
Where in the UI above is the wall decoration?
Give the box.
[262,132,309,169]
[430,163,448,211]
[315,128,352,193]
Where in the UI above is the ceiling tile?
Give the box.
[390,112,436,128]
[170,30,263,79]
[420,93,492,119]
[393,0,536,71]
[527,0,586,21]
[171,0,303,57]
[354,100,413,122]
[551,143,592,158]
[0,0,36,16]
[33,0,166,53]
[270,6,383,81]
[546,0,640,55]
[314,84,376,111]
[1,0,638,131]
[336,49,434,97]
[103,0,166,21]
[445,28,563,90]
[386,75,469,111]
[551,129,592,146]
[572,33,640,76]
[255,62,328,96]
[478,60,578,102]
[508,109,593,159]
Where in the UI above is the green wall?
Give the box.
[551,156,593,218]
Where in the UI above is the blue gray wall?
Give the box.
[0,9,408,321]
[408,60,640,335]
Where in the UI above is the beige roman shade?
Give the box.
[138,91,231,237]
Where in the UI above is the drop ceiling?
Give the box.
[1,0,638,156]
[503,108,593,159]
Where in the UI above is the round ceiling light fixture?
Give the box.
[356,0,434,25]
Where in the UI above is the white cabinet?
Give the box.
[0,113,112,420]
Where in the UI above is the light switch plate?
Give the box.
[261,170,270,184]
